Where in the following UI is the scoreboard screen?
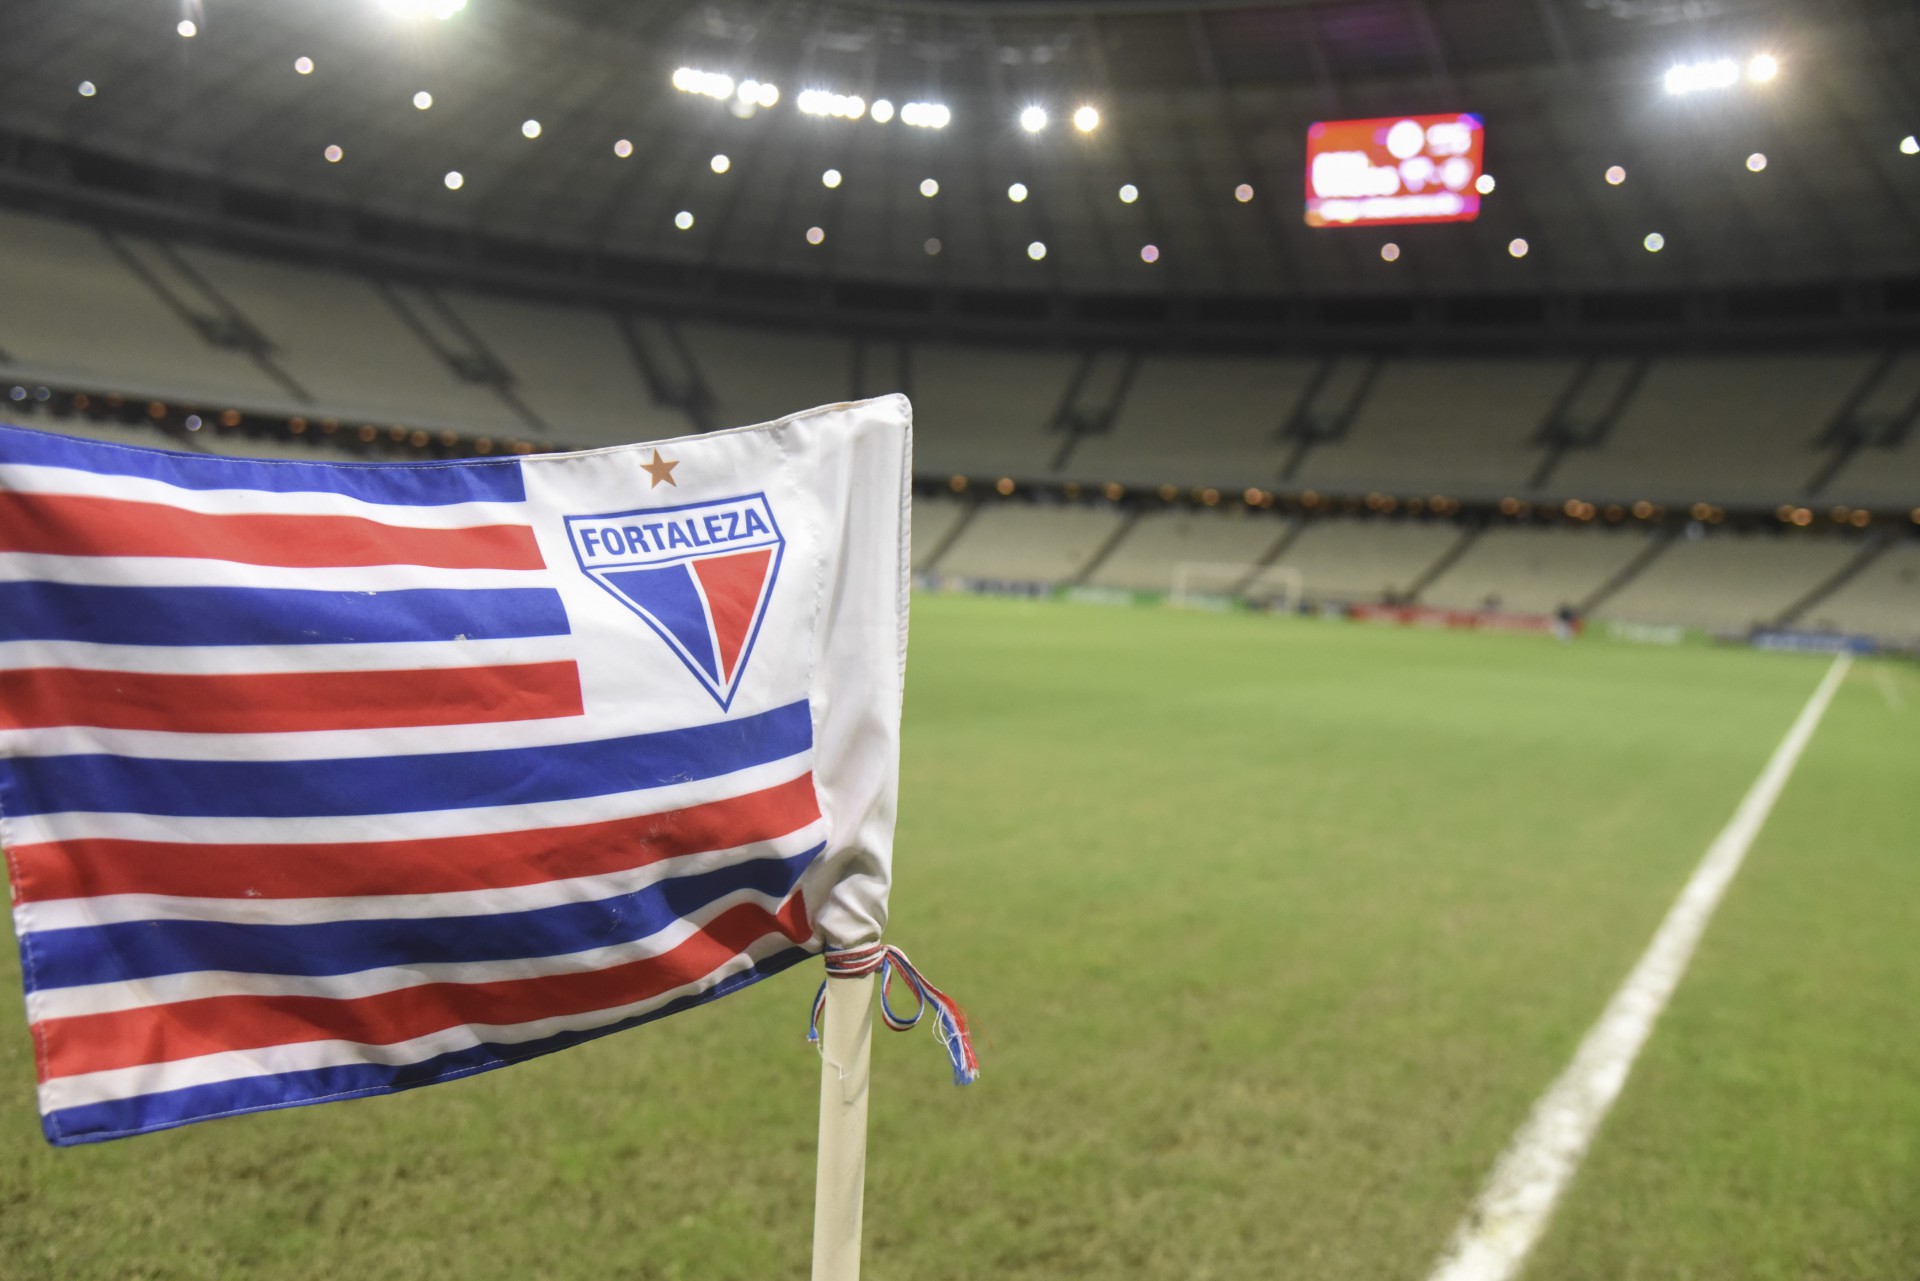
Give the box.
[1304,114,1485,228]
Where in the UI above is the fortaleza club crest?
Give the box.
[565,494,785,709]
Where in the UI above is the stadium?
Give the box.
[0,0,1915,1276]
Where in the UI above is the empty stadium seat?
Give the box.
[1420,525,1652,614]
[909,344,1077,480]
[910,494,974,571]
[1296,358,1579,500]
[931,501,1128,584]
[1272,518,1463,605]
[1798,542,1920,644]
[1592,529,1857,634]
[1087,507,1290,593]
[0,213,290,410]
[1549,355,1873,508]
[1066,355,1318,488]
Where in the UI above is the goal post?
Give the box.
[1169,561,1303,611]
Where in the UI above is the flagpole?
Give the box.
[811,971,875,1281]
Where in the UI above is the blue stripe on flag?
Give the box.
[0,698,812,819]
[39,945,812,1146]
[0,423,527,505]
[26,844,821,988]
[0,582,570,648]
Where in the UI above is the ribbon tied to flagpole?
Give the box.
[808,944,979,1086]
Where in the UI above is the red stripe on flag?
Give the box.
[37,894,815,1079]
[8,773,821,903]
[0,491,544,570]
[0,662,584,733]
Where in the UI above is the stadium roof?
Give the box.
[4,0,1919,330]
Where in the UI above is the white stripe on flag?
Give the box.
[0,462,535,528]
[0,553,552,592]
[39,932,800,1113]
[0,634,578,678]
[34,884,805,1020]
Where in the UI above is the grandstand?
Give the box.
[2,1,1918,1277]
[3,197,1916,643]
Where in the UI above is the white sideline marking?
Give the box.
[1874,667,1903,712]
[1425,654,1852,1281]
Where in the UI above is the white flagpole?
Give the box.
[810,972,876,1281]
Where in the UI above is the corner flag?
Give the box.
[0,395,957,1150]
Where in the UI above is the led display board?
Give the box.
[1304,114,1485,227]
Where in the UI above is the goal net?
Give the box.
[1169,562,1304,611]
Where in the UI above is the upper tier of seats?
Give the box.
[3,209,1918,513]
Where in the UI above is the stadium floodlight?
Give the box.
[798,90,866,121]
[923,237,941,255]
[521,119,541,139]
[1748,53,1779,82]
[1140,244,1159,264]
[377,0,466,17]
[901,102,950,129]
[1901,135,1919,156]
[672,68,736,101]
[1073,105,1101,132]
[919,178,939,197]
[413,90,433,110]
[1380,242,1401,261]
[177,19,197,37]
[1007,182,1028,203]
[77,81,97,97]
[822,168,842,188]
[443,170,464,190]
[736,79,779,108]
[674,210,694,230]
[324,144,343,163]
[870,99,896,124]
[294,57,314,75]
[710,153,730,174]
[1475,173,1496,194]
[1119,183,1138,203]
[1664,58,1740,95]
[1027,241,1047,261]
[1643,231,1666,252]
[1605,164,1626,185]
[1508,238,1529,258]
[1234,183,1254,203]
[614,139,633,158]
[1746,152,1767,172]
[1019,106,1048,134]
[806,226,825,245]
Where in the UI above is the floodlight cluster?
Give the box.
[900,102,950,129]
[378,0,468,17]
[1664,54,1778,95]
[673,67,741,101]
[734,79,780,109]
[798,90,866,120]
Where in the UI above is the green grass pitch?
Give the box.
[2,593,1914,1279]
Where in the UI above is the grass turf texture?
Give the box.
[0,593,1911,1280]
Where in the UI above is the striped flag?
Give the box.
[0,396,912,1145]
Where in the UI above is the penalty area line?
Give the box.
[1425,653,1853,1281]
